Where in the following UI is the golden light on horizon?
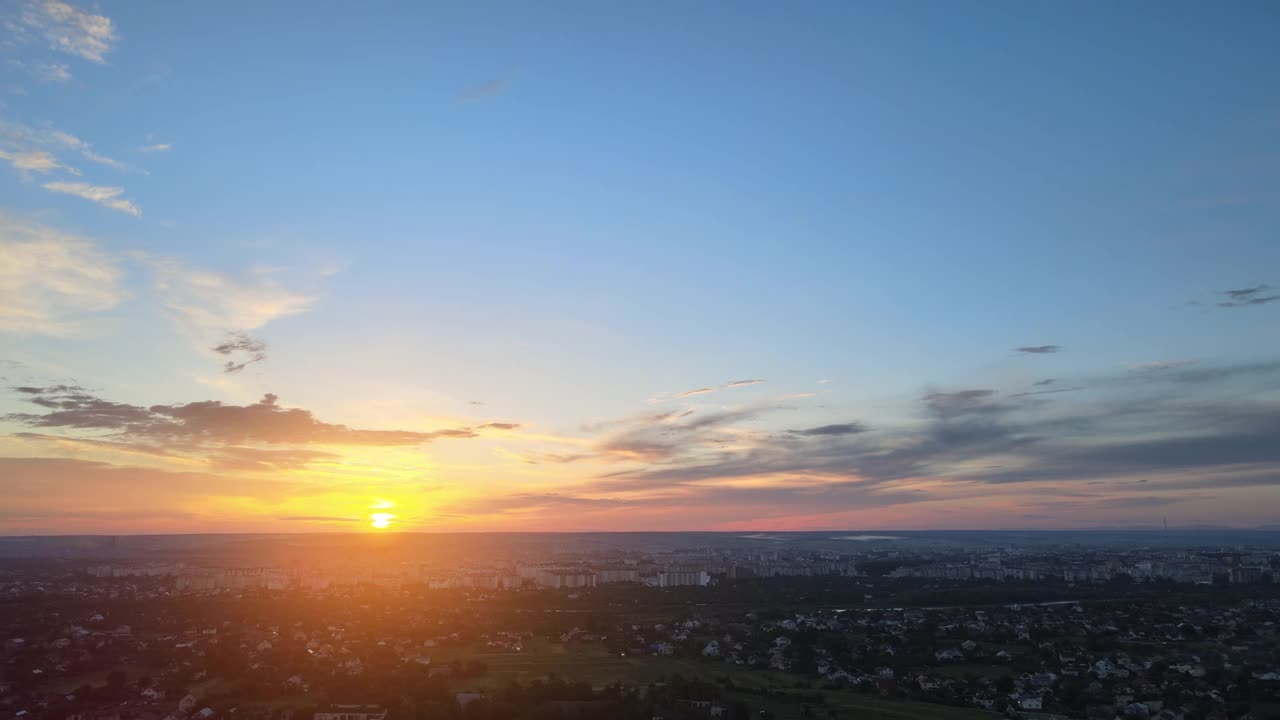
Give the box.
[369,512,396,529]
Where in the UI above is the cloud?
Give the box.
[444,493,626,516]
[210,447,339,471]
[17,0,117,63]
[671,378,767,400]
[79,149,128,171]
[1008,386,1085,398]
[1017,345,1061,354]
[42,181,141,216]
[145,255,317,338]
[46,130,127,170]
[0,120,129,174]
[211,331,268,374]
[0,214,122,335]
[1091,495,1207,509]
[5,60,72,82]
[7,387,523,450]
[36,62,70,82]
[922,389,1004,418]
[278,515,361,523]
[1218,284,1279,308]
[593,407,770,463]
[140,143,171,153]
[517,451,590,465]
[478,422,521,431]
[0,149,78,174]
[458,78,508,102]
[1128,360,1197,371]
[587,359,1280,504]
[1033,379,1056,386]
[788,422,867,436]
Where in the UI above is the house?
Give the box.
[1020,696,1043,711]
[141,688,165,702]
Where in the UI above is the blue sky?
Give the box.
[1,1,1278,533]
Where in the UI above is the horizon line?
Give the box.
[3,526,1278,540]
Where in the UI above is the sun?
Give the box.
[369,512,396,529]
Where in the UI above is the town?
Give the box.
[2,532,1278,720]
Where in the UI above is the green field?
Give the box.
[442,640,994,720]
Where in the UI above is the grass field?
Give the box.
[48,639,996,720]
[443,640,995,720]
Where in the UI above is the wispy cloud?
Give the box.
[1017,345,1061,354]
[139,255,341,375]
[670,378,767,400]
[210,331,268,374]
[36,62,70,82]
[458,78,508,102]
[1218,284,1279,308]
[1032,379,1056,386]
[1128,360,1197,371]
[787,422,867,436]
[0,149,78,175]
[211,447,338,472]
[590,360,1280,512]
[79,149,129,171]
[5,60,73,83]
[0,214,122,335]
[16,0,118,64]
[592,406,773,463]
[45,129,126,170]
[42,181,140,215]
[444,493,626,516]
[1008,386,1085,398]
[145,255,316,337]
[0,120,130,174]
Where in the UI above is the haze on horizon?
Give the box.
[1,1,1278,536]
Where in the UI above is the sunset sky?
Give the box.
[2,1,1279,535]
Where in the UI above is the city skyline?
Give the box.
[2,1,1279,534]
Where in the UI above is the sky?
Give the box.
[1,0,1278,535]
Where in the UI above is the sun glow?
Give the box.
[369,512,396,529]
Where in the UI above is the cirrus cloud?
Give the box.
[0,214,122,336]
[42,181,140,216]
